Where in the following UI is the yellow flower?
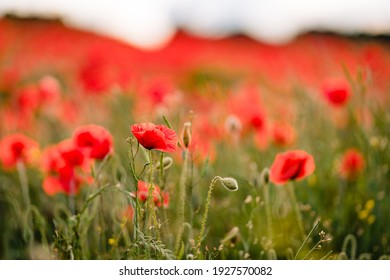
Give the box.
[358,210,368,220]
[365,199,375,211]
[108,238,116,246]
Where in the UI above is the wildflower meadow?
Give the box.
[0,17,389,260]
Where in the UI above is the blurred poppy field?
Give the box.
[0,17,389,260]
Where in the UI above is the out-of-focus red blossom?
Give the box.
[189,135,217,164]
[43,140,93,173]
[185,117,220,163]
[322,78,351,107]
[16,85,40,115]
[41,125,113,197]
[270,150,315,185]
[42,176,65,196]
[131,122,178,153]
[0,134,39,169]
[227,85,268,135]
[41,145,64,173]
[40,140,91,196]
[271,122,296,147]
[133,77,183,120]
[79,48,131,94]
[254,129,269,150]
[42,169,83,196]
[134,180,169,208]
[16,77,61,116]
[57,140,85,167]
[142,77,173,105]
[79,57,113,93]
[339,149,365,180]
[123,205,134,221]
[37,75,61,104]
[73,125,114,160]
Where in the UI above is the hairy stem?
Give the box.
[175,149,189,256]
[263,181,273,241]
[147,150,159,240]
[287,183,305,241]
[196,176,219,257]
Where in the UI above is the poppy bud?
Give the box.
[218,177,239,192]
[156,156,173,170]
[182,122,192,149]
[260,167,270,185]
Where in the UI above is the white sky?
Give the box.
[1,0,390,49]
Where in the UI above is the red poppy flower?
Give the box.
[227,85,268,134]
[42,168,83,196]
[38,75,61,104]
[0,134,39,169]
[73,125,114,160]
[134,180,169,208]
[339,149,365,180]
[78,47,131,94]
[42,176,65,196]
[270,150,315,185]
[16,86,40,115]
[41,145,64,173]
[57,140,85,167]
[271,122,296,147]
[322,78,351,107]
[131,122,178,153]
[143,77,173,105]
[41,141,86,172]
[41,141,91,196]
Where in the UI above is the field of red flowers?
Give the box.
[0,17,389,260]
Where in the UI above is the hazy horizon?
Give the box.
[1,0,390,49]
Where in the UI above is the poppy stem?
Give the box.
[159,151,164,188]
[147,149,159,240]
[16,160,34,252]
[286,183,305,241]
[128,139,140,242]
[195,176,220,258]
[263,178,273,241]
[69,177,76,216]
[175,149,189,256]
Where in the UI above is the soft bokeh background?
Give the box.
[0,1,389,260]
[1,0,390,48]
